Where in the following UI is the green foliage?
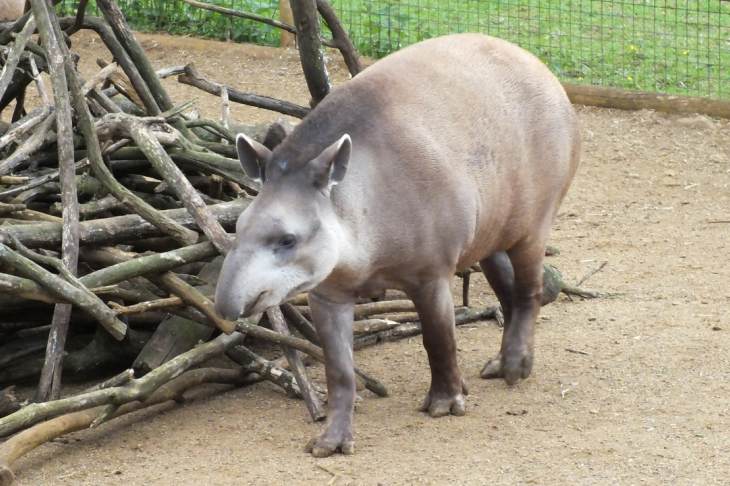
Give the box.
[57,0,729,99]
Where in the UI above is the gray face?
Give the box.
[213,133,351,320]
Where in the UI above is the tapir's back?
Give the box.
[274,34,579,270]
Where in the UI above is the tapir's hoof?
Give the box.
[480,352,533,385]
[304,434,355,458]
[419,380,468,418]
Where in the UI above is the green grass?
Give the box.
[59,1,730,99]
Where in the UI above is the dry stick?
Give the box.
[96,57,145,107]
[82,119,199,247]
[0,244,127,340]
[81,62,118,95]
[316,0,362,76]
[234,318,388,397]
[0,160,89,201]
[354,307,498,350]
[281,302,319,344]
[60,16,161,115]
[30,0,81,403]
[0,106,52,151]
[181,0,298,36]
[0,272,57,304]
[227,345,301,397]
[0,14,36,103]
[290,0,330,105]
[110,296,182,316]
[267,307,326,421]
[66,0,90,35]
[103,113,231,252]
[80,369,134,394]
[220,85,230,134]
[0,366,259,485]
[353,299,415,320]
[79,241,218,289]
[0,113,55,176]
[96,0,173,112]
[0,176,29,185]
[130,270,386,397]
[0,332,244,438]
[178,63,310,119]
[0,199,248,248]
[575,261,608,287]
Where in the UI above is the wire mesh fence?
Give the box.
[60,1,730,99]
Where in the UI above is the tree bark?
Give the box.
[30,0,80,403]
[289,0,330,105]
[316,0,361,76]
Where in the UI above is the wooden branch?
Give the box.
[232,317,388,397]
[0,244,127,340]
[28,56,50,105]
[227,345,301,397]
[0,332,245,439]
[178,63,310,119]
[30,0,80,403]
[100,113,231,253]
[110,296,183,315]
[354,307,498,350]
[316,0,361,76]
[0,160,88,201]
[267,306,325,421]
[0,14,36,103]
[67,0,90,35]
[80,241,217,289]
[281,302,319,344]
[564,83,730,119]
[96,1,174,112]
[0,106,52,152]
[289,0,330,105]
[0,199,247,250]
[182,0,297,35]
[69,60,199,248]
[0,272,57,304]
[0,364,255,484]
[0,388,20,419]
[353,299,415,320]
[0,113,55,176]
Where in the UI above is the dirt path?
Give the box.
[11,32,730,485]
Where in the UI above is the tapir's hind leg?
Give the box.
[480,240,545,385]
[479,251,515,325]
[407,277,467,417]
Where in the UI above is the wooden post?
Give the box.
[279,0,295,48]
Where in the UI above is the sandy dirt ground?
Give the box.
[8,31,730,485]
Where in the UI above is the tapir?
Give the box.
[0,0,24,21]
[215,33,580,457]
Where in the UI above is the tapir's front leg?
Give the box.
[304,292,356,457]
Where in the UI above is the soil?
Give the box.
[10,31,730,485]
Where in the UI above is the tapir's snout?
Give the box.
[214,292,242,321]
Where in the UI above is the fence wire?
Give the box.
[60,1,730,100]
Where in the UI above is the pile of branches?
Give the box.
[0,1,601,484]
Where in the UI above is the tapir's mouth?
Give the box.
[242,290,269,317]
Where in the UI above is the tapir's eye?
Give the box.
[277,234,297,249]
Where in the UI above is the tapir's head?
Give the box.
[214,132,351,320]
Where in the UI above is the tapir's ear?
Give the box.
[308,134,351,191]
[236,133,272,182]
